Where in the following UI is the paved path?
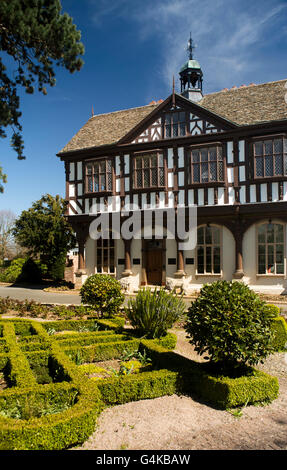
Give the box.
[1,284,287,314]
[0,284,81,305]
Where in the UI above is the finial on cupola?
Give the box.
[187,32,196,60]
[179,33,203,103]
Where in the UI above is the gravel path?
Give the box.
[73,328,287,451]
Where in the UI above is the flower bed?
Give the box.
[0,318,280,450]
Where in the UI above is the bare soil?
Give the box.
[73,327,287,451]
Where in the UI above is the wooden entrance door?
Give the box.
[146,240,163,285]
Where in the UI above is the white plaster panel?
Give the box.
[178,171,184,186]
[168,172,174,188]
[125,177,130,192]
[77,162,82,180]
[159,192,165,208]
[167,148,173,169]
[208,188,214,205]
[178,147,184,167]
[133,194,139,209]
[150,193,156,208]
[116,178,121,193]
[260,183,268,202]
[218,188,225,205]
[198,189,204,206]
[227,142,233,164]
[115,156,121,175]
[77,183,83,196]
[84,199,89,214]
[240,186,246,204]
[69,183,75,198]
[227,167,234,183]
[188,189,194,206]
[239,166,246,182]
[250,185,256,203]
[168,191,174,208]
[69,163,75,181]
[228,187,235,205]
[239,140,245,162]
[124,154,130,173]
[272,182,279,202]
[178,190,184,206]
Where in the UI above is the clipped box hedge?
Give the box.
[271,316,287,351]
[0,317,281,450]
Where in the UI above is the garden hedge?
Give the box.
[271,316,287,351]
[0,317,281,449]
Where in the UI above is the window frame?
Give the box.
[188,143,225,186]
[163,111,187,138]
[195,224,222,276]
[95,235,116,276]
[132,151,166,191]
[251,134,287,181]
[85,158,114,195]
[256,222,286,277]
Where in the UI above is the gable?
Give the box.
[121,94,236,145]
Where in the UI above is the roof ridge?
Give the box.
[89,102,160,120]
[201,78,287,98]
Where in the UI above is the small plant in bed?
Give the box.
[80,274,125,318]
[185,281,277,376]
[126,288,186,339]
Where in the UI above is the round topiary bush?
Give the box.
[126,288,186,338]
[185,281,277,371]
[80,274,124,318]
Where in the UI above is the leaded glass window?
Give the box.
[197,226,221,274]
[254,138,287,178]
[133,153,165,189]
[86,159,113,193]
[164,112,186,138]
[190,146,224,183]
[257,223,285,275]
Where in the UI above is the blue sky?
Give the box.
[1,0,287,216]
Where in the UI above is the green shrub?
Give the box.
[126,288,186,339]
[271,316,287,351]
[185,281,277,370]
[17,258,47,283]
[80,274,124,318]
[0,258,26,283]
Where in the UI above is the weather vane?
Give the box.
[187,32,196,60]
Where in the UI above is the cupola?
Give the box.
[179,34,203,103]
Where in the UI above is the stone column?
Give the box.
[122,239,132,277]
[74,230,88,289]
[233,230,244,279]
[174,239,186,279]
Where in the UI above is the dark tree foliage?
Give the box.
[0,0,84,172]
[12,194,76,280]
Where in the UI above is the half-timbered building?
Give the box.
[57,41,287,295]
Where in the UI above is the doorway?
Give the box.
[145,239,163,285]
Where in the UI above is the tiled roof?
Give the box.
[58,103,159,154]
[58,79,287,154]
[199,79,287,126]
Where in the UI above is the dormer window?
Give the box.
[164,112,186,138]
[253,137,287,178]
[86,159,113,193]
